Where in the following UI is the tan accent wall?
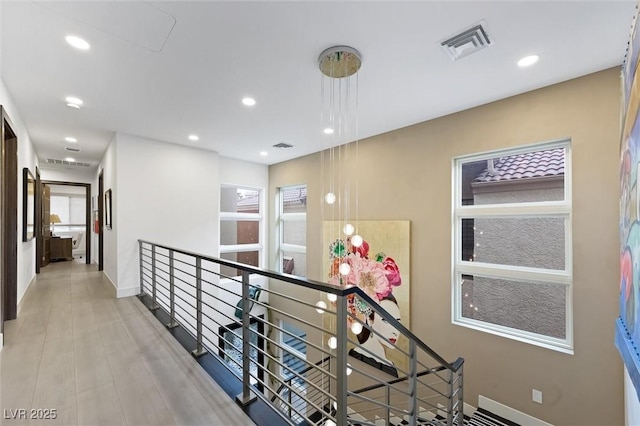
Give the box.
[269,67,622,425]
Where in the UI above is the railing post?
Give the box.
[408,340,417,426]
[456,364,464,426]
[137,241,144,299]
[150,244,159,310]
[335,295,348,425]
[386,385,391,425]
[236,270,257,406]
[447,367,457,426]
[191,257,206,358]
[166,249,178,329]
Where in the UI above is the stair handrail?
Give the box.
[271,355,331,402]
[138,239,461,375]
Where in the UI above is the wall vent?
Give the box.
[45,158,91,167]
[273,142,293,148]
[440,21,492,61]
[65,147,81,152]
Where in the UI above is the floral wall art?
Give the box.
[323,220,410,376]
[617,9,640,399]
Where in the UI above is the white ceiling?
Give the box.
[1,1,636,171]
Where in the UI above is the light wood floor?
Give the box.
[0,260,255,426]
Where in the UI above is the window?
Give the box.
[50,192,86,234]
[279,320,307,423]
[452,141,572,352]
[277,185,307,276]
[220,186,264,278]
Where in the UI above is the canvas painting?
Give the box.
[323,220,410,377]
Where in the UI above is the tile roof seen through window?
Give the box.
[282,186,307,205]
[473,148,564,184]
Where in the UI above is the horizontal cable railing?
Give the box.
[138,240,464,426]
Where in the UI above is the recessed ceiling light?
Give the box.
[65,96,83,105]
[260,151,268,156]
[65,137,77,143]
[65,157,76,162]
[323,128,334,135]
[188,134,199,141]
[65,96,83,109]
[65,35,90,51]
[242,97,256,106]
[518,54,539,67]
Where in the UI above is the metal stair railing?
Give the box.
[137,240,464,426]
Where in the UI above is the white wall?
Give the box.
[99,134,117,288]
[0,77,38,313]
[112,133,220,297]
[626,367,640,426]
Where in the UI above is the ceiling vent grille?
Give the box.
[273,142,293,148]
[440,21,492,61]
[65,147,81,153]
[45,158,91,167]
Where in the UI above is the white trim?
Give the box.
[281,212,306,221]
[0,333,3,349]
[220,243,263,253]
[280,243,306,254]
[103,271,117,294]
[478,395,553,426]
[456,203,571,217]
[456,263,570,284]
[452,140,572,352]
[220,212,263,221]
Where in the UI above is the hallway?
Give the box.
[0,261,255,426]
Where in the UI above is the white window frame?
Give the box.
[452,139,573,353]
[276,185,307,274]
[219,185,265,279]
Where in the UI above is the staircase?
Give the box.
[344,406,520,426]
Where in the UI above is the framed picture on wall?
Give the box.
[22,167,35,242]
[105,188,112,230]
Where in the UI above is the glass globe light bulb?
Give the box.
[315,301,327,314]
[327,336,337,349]
[325,192,336,204]
[339,263,350,275]
[327,293,337,302]
[351,322,363,335]
[343,223,354,236]
[351,234,363,247]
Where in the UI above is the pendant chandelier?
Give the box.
[319,45,363,279]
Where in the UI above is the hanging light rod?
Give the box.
[318,45,362,78]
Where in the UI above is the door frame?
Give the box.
[98,170,103,271]
[41,181,92,265]
[1,106,18,327]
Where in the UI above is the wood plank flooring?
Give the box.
[0,260,255,426]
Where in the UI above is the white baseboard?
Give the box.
[479,395,553,426]
[117,286,140,298]
[16,276,36,317]
[102,272,139,298]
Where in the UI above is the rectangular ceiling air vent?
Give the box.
[273,142,293,148]
[65,147,81,152]
[440,21,492,61]
[45,158,91,167]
